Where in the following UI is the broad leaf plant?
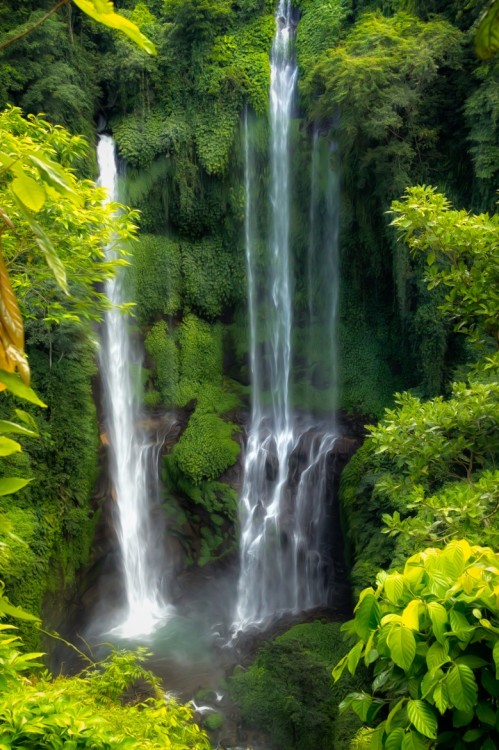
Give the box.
[334,541,499,750]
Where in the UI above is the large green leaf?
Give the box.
[426,641,450,671]
[347,640,364,675]
[385,728,405,750]
[445,664,478,711]
[72,0,157,55]
[387,625,416,671]
[11,174,46,212]
[0,436,21,456]
[340,692,368,720]
[407,700,437,739]
[475,0,499,59]
[354,589,381,640]
[0,596,39,621]
[0,477,32,496]
[0,370,46,406]
[427,602,448,644]
[0,419,37,438]
[401,729,427,750]
[384,574,405,605]
[493,640,499,679]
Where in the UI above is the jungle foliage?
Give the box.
[334,541,499,750]
[229,621,367,750]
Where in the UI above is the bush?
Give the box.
[0,625,211,750]
[334,540,499,750]
[170,410,240,485]
[230,621,366,750]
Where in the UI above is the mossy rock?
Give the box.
[204,712,224,731]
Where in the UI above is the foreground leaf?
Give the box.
[72,0,157,55]
[475,0,499,59]
[0,370,46,407]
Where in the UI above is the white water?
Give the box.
[233,7,341,632]
[97,136,173,638]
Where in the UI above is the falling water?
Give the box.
[306,132,340,415]
[97,135,172,638]
[234,7,341,632]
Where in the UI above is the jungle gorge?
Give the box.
[0,0,498,748]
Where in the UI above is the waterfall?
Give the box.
[97,136,173,638]
[233,6,341,632]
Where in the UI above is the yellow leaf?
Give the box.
[72,0,157,55]
[402,599,421,631]
[0,253,29,385]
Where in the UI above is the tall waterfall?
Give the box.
[97,136,172,638]
[234,6,340,632]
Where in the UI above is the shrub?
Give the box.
[230,621,366,750]
[334,540,499,750]
[170,411,239,485]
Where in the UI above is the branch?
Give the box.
[0,0,70,51]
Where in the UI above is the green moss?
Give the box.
[132,234,182,323]
[114,112,191,169]
[204,712,224,731]
[229,621,366,750]
[176,314,223,405]
[145,321,180,406]
[0,325,99,646]
[170,411,240,485]
[181,237,244,320]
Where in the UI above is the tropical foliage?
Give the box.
[334,541,499,750]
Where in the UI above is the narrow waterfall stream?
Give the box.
[97,136,173,638]
[234,5,341,632]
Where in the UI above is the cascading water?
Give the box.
[97,135,173,638]
[234,6,341,632]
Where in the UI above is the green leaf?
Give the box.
[455,655,487,669]
[384,574,405,605]
[452,707,474,727]
[426,642,450,671]
[0,369,46,406]
[434,683,450,714]
[72,0,157,55]
[462,728,485,742]
[15,204,68,294]
[386,698,407,733]
[0,477,32,496]
[0,419,38,437]
[407,700,437,739]
[387,625,416,671]
[354,589,381,640]
[0,596,39,621]
[475,0,499,59]
[427,602,448,644]
[332,654,348,683]
[339,692,373,722]
[476,701,496,726]
[347,640,364,675]
[11,174,46,212]
[493,641,499,679]
[481,669,499,698]
[0,436,21,456]
[401,729,428,750]
[446,664,478,712]
[386,728,405,750]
